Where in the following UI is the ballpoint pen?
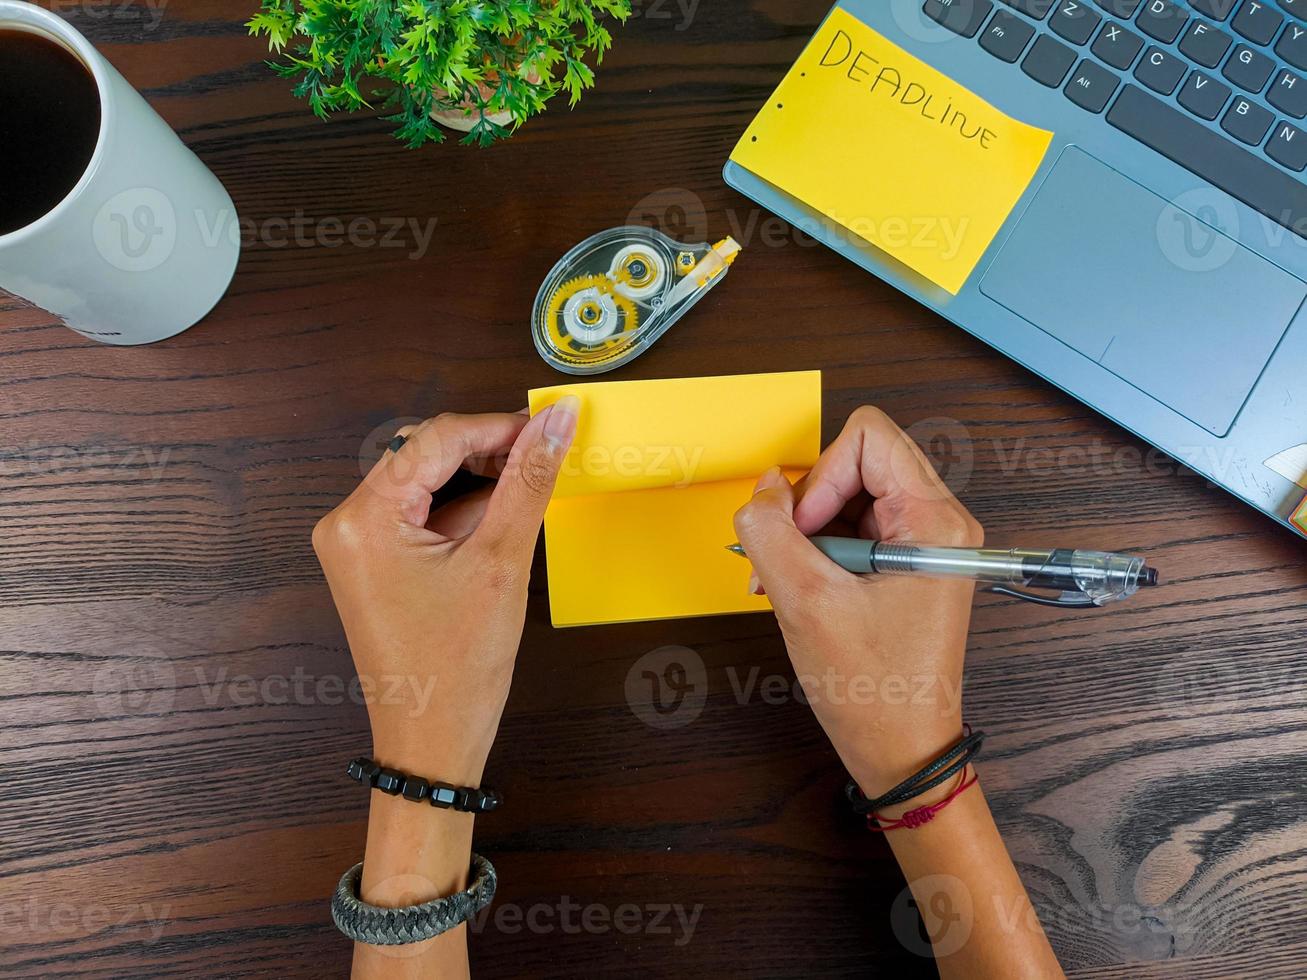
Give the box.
[726,537,1160,609]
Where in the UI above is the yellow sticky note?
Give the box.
[729,8,1053,294]
[529,371,822,627]
[1293,495,1307,535]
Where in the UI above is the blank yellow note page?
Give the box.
[528,371,822,627]
[729,8,1053,294]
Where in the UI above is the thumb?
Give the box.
[733,467,840,603]
[475,395,579,559]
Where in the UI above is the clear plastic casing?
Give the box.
[532,225,741,375]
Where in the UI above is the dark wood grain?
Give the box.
[2,0,1305,977]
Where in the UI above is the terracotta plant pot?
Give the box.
[429,66,541,133]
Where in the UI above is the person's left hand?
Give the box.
[312,399,579,784]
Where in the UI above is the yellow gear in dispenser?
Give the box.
[532,226,741,375]
[544,273,639,353]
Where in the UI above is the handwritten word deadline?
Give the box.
[819,29,1000,149]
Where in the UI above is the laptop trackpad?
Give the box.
[980,147,1304,436]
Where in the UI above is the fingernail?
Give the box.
[544,395,580,451]
[753,465,782,494]
[747,573,759,595]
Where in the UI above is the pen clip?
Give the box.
[986,585,1100,609]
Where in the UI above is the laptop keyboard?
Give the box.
[923,0,1307,236]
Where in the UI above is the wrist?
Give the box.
[370,709,505,786]
[842,724,966,799]
[370,739,493,787]
[872,763,977,821]
[881,774,994,858]
[360,792,475,907]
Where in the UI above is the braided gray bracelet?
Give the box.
[331,854,497,946]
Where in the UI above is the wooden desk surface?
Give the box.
[2,1,1305,976]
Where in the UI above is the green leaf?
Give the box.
[253,0,630,147]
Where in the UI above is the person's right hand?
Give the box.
[733,406,984,798]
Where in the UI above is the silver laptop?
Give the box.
[724,0,1307,536]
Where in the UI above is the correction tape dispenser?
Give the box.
[532,226,741,374]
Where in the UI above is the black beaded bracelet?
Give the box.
[845,729,985,816]
[347,757,502,814]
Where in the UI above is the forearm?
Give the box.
[882,781,1063,979]
[351,791,477,979]
[350,733,493,980]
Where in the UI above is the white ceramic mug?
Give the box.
[0,1,239,345]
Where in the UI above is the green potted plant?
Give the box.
[248,0,631,147]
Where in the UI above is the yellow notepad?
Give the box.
[528,371,822,627]
[729,7,1053,294]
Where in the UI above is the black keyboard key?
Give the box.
[1002,0,1056,18]
[1223,43,1275,90]
[924,0,995,36]
[1023,33,1078,83]
[1051,0,1103,41]
[1136,0,1187,41]
[981,9,1038,59]
[1093,0,1142,15]
[1269,68,1307,114]
[1222,94,1275,141]
[1192,0,1239,17]
[1232,0,1284,42]
[1106,84,1307,236]
[1178,69,1233,116]
[1135,45,1187,91]
[1092,20,1145,65]
[1179,20,1233,66]
[1279,0,1306,17]
[1065,58,1121,108]
[1267,120,1307,168]
[1276,20,1307,68]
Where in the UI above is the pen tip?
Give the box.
[726,544,746,557]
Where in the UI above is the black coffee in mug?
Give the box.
[0,28,101,235]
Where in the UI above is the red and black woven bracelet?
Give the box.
[346,757,502,814]
[866,765,979,832]
[845,728,985,825]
